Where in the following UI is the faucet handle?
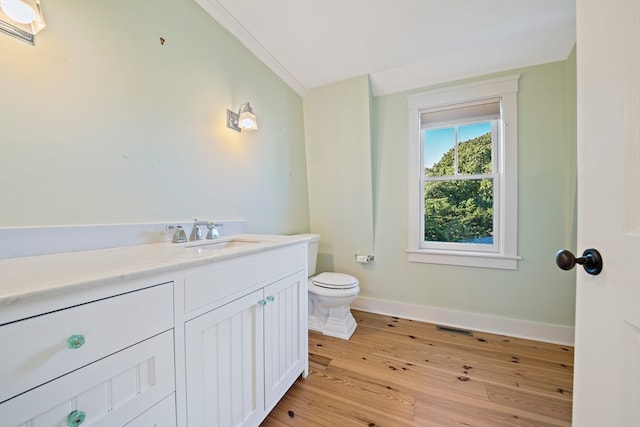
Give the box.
[168,225,188,243]
[189,219,207,241]
[206,222,219,239]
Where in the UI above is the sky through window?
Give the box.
[423,122,492,169]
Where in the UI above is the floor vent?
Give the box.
[436,325,473,336]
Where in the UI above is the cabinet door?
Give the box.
[263,271,307,410]
[185,290,265,427]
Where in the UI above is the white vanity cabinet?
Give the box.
[181,244,308,427]
[0,283,176,427]
[0,234,309,427]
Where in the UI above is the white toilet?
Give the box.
[305,234,360,339]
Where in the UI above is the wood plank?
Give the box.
[263,393,347,427]
[486,384,572,422]
[354,311,574,366]
[414,392,571,427]
[300,365,417,420]
[262,311,574,426]
[369,342,573,400]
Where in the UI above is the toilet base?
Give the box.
[309,305,357,340]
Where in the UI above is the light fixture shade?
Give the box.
[226,101,258,132]
[238,102,258,131]
[0,0,46,45]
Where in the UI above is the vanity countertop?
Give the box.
[0,234,310,309]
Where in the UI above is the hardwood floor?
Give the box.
[261,310,574,427]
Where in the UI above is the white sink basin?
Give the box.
[184,238,262,250]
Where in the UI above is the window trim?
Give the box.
[407,75,520,270]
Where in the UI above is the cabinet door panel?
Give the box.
[263,271,306,410]
[185,290,264,427]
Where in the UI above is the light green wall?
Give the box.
[306,51,577,327]
[0,0,309,233]
[0,0,577,327]
[303,76,375,271]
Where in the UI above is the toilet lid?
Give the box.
[312,272,359,289]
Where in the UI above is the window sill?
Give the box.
[407,249,520,270]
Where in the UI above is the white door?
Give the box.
[571,1,640,425]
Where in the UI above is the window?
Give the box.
[407,75,520,269]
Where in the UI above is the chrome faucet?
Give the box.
[167,225,188,243]
[191,219,205,241]
[191,219,219,241]
[206,222,220,239]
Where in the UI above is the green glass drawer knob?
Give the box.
[66,410,86,426]
[258,299,267,306]
[67,335,86,349]
[266,295,275,302]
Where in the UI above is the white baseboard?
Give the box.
[351,296,575,346]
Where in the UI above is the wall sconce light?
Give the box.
[227,102,258,132]
[0,0,46,45]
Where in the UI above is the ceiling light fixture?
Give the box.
[0,0,46,45]
[227,102,258,132]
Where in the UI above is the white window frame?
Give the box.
[407,75,520,269]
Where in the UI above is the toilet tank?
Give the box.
[300,234,320,277]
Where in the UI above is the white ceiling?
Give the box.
[196,0,576,96]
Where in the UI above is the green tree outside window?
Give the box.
[424,131,494,243]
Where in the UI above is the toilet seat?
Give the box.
[311,272,359,289]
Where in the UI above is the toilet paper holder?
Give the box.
[355,254,374,263]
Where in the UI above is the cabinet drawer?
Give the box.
[0,331,175,427]
[0,283,173,402]
[125,393,176,427]
[184,244,305,314]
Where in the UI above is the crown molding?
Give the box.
[195,0,306,97]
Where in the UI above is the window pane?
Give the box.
[423,127,454,177]
[424,178,494,244]
[458,122,492,175]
